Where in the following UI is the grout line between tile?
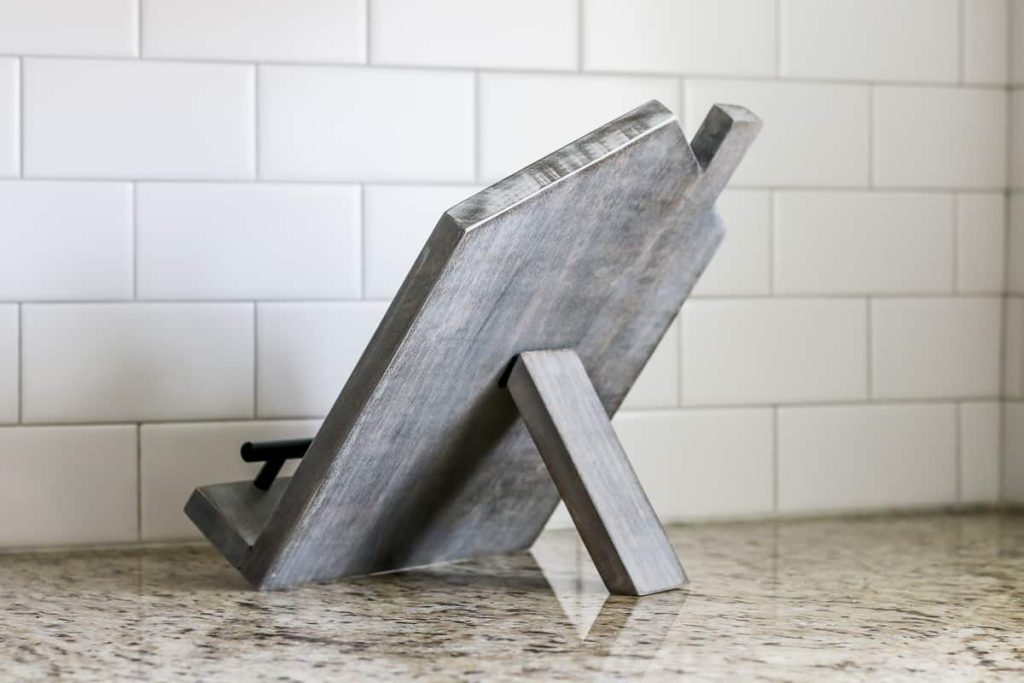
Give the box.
[252,302,259,419]
[131,182,138,299]
[253,64,260,179]
[359,184,367,298]
[17,57,23,177]
[135,0,143,57]
[958,0,966,85]
[771,406,779,512]
[577,0,584,72]
[135,423,142,542]
[867,85,874,188]
[364,0,372,64]
[954,402,963,502]
[0,52,1015,91]
[16,303,22,424]
[952,193,960,293]
[865,297,873,398]
[774,0,782,77]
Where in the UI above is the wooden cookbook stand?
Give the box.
[186,100,761,596]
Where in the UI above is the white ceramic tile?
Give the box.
[774,191,954,294]
[0,58,17,177]
[0,0,136,57]
[873,86,1007,189]
[1012,91,1024,190]
[479,73,680,181]
[1006,298,1024,398]
[22,304,254,422]
[778,403,957,512]
[964,0,1010,84]
[692,190,771,296]
[956,193,1006,294]
[143,0,366,63]
[140,419,320,541]
[583,0,776,77]
[959,402,1001,503]
[0,425,137,547]
[871,298,1001,399]
[682,299,867,405]
[137,183,360,300]
[0,305,16,423]
[260,66,473,182]
[371,0,576,70]
[780,0,958,82]
[684,79,869,187]
[1005,402,1024,502]
[23,59,254,179]
[611,408,774,519]
[257,302,388,418]
[364,184,479,300]
[621,320,679,410]
[0,181,132,300]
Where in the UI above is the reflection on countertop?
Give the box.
[2,512,1023,681]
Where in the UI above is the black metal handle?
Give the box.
[241,438,312,490]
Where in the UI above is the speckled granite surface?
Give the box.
[1,512,1022,681]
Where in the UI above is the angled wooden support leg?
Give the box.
[506,349,686,596]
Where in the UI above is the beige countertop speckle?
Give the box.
[2,512,1023,681]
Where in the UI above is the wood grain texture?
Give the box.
[507,349,685,596]
[186,100,762,590]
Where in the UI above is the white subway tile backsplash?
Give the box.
[621,321,679,410]
[0,425,137,547]
[371,0,576,70]
[684,80,870,187]
[774,191,954,295]
[0,181,132,301]
[780,0,959,82]
[143,0,366,63]
[0,0,1014,546]
[682,299,868,405]
[364,184,479,300]
[964,0,1010,84]
[257,302,388,418]
[959,401,1001,503]
[260,66,473,182]
[693,190,771,297]
[23,59,254,179]
[137,184,360,300]
[140,420,319,541]
[871,298,1002,399]
[583,0,776,77]
[0,305,16,423]
[22,304,254,423]
[956,193,1006,294]
[0,58,17,177]
[778,403,957,512]
[0,0,137,57]
[479,73,680,181]
[873,86,1007,189]
[613,409,775,519]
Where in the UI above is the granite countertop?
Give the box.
[2,512,1022,681]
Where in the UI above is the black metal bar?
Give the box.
[241,439,312,491]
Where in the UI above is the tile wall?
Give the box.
[0,0,1017,546]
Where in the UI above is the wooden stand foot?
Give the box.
[507,349,686,596]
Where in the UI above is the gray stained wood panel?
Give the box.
[186,99,762,590]
[507,350,685,596]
